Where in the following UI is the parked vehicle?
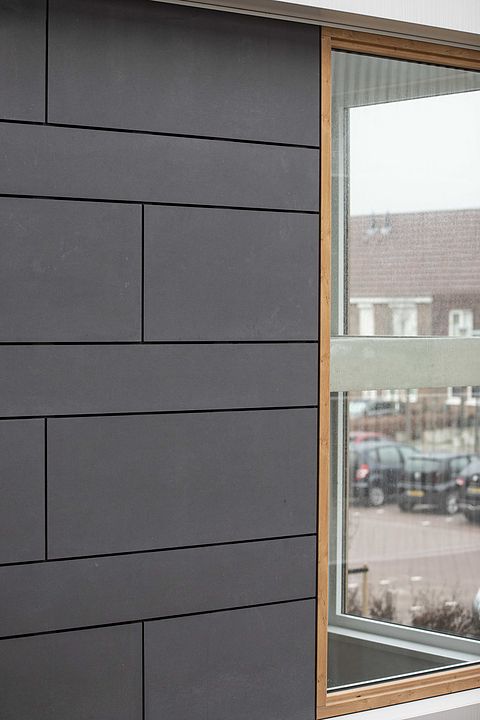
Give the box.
[349,431,387,444]
[349,440,420,507]
[398,453,477,515]
[456,458,480,523]
[349,397,409,436]
[349,399,405,419]
[349,400,369,418]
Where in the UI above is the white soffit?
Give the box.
[275,0,480,36]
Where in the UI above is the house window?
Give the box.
[318,27,480,718]
[449,311,475,401]
[391,302,418,337]
[357,302,375,335]
[450,309,474,337]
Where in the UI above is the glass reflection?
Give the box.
[345,388,480,638]
[329,48,480,690]
[328,388,480,690]
[331,51,480,338]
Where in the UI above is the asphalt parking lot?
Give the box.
[346,503,480,624]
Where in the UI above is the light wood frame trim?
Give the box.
[317,26,480,719]
[324,27,480,71]
[316,24,332,713]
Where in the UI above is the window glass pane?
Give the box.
[328,388,480,690]
[331,51,480,338]
[328,48,480,691]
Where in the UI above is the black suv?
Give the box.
[457,458,480,522]
[349,440,420,507]
[398,452,476,515]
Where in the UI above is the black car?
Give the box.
[349,440,420,507]
[457,458,480,522]
[349,399,406,419]
[398,452,476,515]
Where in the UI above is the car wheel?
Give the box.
[368,484,385,507]
[465,510,480,523]
[443,491,459,515]
[399,497,414,512]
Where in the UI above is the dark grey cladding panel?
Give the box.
[0,624,142,720]
[48,409,317,558]
[48,0,319,146]
[0,0,45,121]
[0,344,317,417]
[0,123,318,211]
[144,207,318,341]
[0,419,44,564]
[0,536,315,636]
[0,198,141,342]
[145,600,315,720]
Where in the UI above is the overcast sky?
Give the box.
[349,90,480,216]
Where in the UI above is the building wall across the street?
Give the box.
[0,2,319,719]
[348,210,480,338]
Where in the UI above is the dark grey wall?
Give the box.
[0,1,319,718]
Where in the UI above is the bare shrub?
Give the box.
[346,585,398,622]
[411,591,480,639]
[369,589,397,622]
[346,585,362,616]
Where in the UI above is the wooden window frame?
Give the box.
[317,27,480,719]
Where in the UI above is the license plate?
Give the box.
[407,489,425,498]
[467,487,480,495]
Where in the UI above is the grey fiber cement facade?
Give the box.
[0,1,319,719]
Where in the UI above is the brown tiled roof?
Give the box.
[349,209,480,297]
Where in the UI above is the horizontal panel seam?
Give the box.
[0,117,320,150]
[0,532,317,569]
[0,193,319,214]
[0,341,319,346]
[0,405,318,421]
[0,597,316,642]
